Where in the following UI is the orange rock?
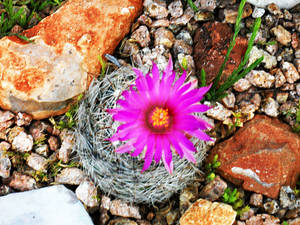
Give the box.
[180,199,236,225]
[0,0,142,119]
[193,22,248,85]
[208,115,300,199]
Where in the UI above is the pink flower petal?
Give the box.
[154,136,162,163]
[115,143,133,154]
[188,129,212,141]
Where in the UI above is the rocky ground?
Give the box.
[0,0,300,225]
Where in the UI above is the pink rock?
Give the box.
[0,0,142,119]
[208,115,300,199]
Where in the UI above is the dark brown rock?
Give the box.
[199,175,227,201]
[207,115,300,199]
[48,136,60,151]
[194,22,248,85]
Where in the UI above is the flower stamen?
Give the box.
[151,107,169,128]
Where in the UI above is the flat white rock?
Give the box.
[247,0,300,9]
[0,185,93,225]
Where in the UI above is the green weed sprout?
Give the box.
[49,94,83,130]
[205,154,220,182]
[223,187,239,204]
[204,0,264,101]
[0,0,64,40]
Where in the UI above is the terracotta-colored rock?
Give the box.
[0,0,142,119]
[180,199,236,225]
[193,22,248,85]
[208,115,300,199]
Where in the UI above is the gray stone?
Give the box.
[233,78,252,92]
[222,91,236,109]
[199,0,217,12]
[0,111,14,123]
[282,61,300,84]
[249,193,263,207]
[75,179,99,208]
[173,40,193,56]
[176,30,193,45]
[280,186,300,210]
[34,144,49,157]
[145,2,168,19]
[245,214,280,224]
[0,185,93,225]
[248,46,277,69]
[206,102,232,121]
[276,92,289,104]
[151,19,170,28]
[246,70,275,88]
[261,97,279,117]
[12,131,33,152]
[58,132,75,163]
[55,168,85,185]
[271,25,291,46]
[15,112,32,127]
[154,27,175,49]
[0,149,11,178]
[109,199,141,219]
[9,172,36,191]
[131,26,150,48]
[265,41,278,56]
[27,153,47,172]
[252,6,265,18]
[168,0,183,18]
[275,69,286,88]
[170,8,194,26]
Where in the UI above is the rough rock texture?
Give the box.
[207,115,300,199]
[194,22,248,84]
[179,199,236,225]
[0,0,142,119]
[245,214,280,225]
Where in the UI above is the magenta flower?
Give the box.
[108,58,212,174]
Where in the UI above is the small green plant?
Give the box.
[180,56,188,72]
[202,0,263,101]
[228,112,243,131]
[205,154,221,182]
[237,205,250,216]
[184,0,199,12]
[0,0,64,39]
[33,135,46,146]
[98,55,107,77]
[282,221,289,225]
[49,94,83,130]
[292,100,300,132]
[49,160,79,178]
[32,170,49,183]
[223,187,239,204]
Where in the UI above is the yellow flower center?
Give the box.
[151,107,169,128]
